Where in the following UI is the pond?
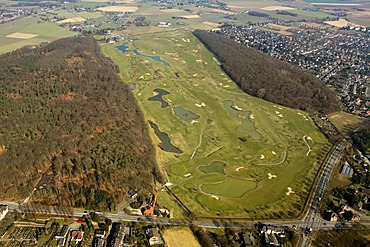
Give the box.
[223,100,262,139]
[116,44,170,66]
[149,121,182,154]
[201,178,256,197]
[199,161,225,174]
[148,88,170,108]
[173,106,200,121]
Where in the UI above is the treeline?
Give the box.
[193,30,340,114]
[0,37,163,210]
[352,124,370,155]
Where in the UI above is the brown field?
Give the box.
[266,23,294,35]
[228,5,247,9]
[97,6,138,12]
[147,26,165,33]
[57,17,85,24]
[82,0,137,2]
[162,227,200,247]
[6,32,39,39]
[300,22,324,28]
[180,15,200,19]
[324,18,362,28]
[0,145,7,155]
[261,5,296,11]
[203,21,220,28]
[160,8,186,13]
[204,8,236,15]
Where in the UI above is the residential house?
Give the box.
[70,230,84,243]
[145,227,164,246]
[55,225,70,247]
[0,204,8,221]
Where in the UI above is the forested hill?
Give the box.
[193,30,340,114]
[0,37,162,210]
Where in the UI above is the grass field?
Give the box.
[101,30,332,218]
[162,227,200,247]
[328,111,364,134]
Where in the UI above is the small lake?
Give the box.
[116,44,170,66]
[173,106,200,121]
[149,121,182,154]
[199,161,225,174]
[148,88,170,108]
[224,100,261,139]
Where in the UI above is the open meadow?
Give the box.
[101,30,332,218]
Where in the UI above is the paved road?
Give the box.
[299,138,347,247]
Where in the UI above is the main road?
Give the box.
[299,138,348,247]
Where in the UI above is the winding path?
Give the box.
[190,127,205,160]
[303,135,312,156]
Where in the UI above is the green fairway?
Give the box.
[201,178,256,197]
[199,161,225,174]
[101,29,332,218]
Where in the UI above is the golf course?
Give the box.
[101,30,332,218]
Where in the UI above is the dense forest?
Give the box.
[193,30,340,114]
[0,37,163,210]
[352,124,370,155]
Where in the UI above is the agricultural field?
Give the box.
[101,30,332,218]
[0,16,76,54]
[162,227,200,247]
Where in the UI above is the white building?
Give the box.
[0,204,8,221]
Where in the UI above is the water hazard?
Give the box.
[223,100,261,139]
[173,106,200,121]
[116,44,170,66]
[149,121,182,153]
[148,88,170,108]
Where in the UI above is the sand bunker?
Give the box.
[272,151,276,155]
[6,32,38,39]
[268,173,277,179]
[261,6,295,11]
[286,187,295,195]
[233,105,243,111]
[57,17,85,24]
[190,120,198,124]
[236,166,245,171]
[98,6,138,12]
[184,173,192,177]
[260,155,265,160]
[223,85,230,88]
[164,182,173,187]
[195,103,206,107]
[278,114,283,118]
[250,114,255,119]
[212,195,220,200]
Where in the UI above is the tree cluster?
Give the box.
[352,125,370,155]
[0,37,163,210]
[193,30,340,114]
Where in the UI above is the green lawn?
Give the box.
[201,178,256,197]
